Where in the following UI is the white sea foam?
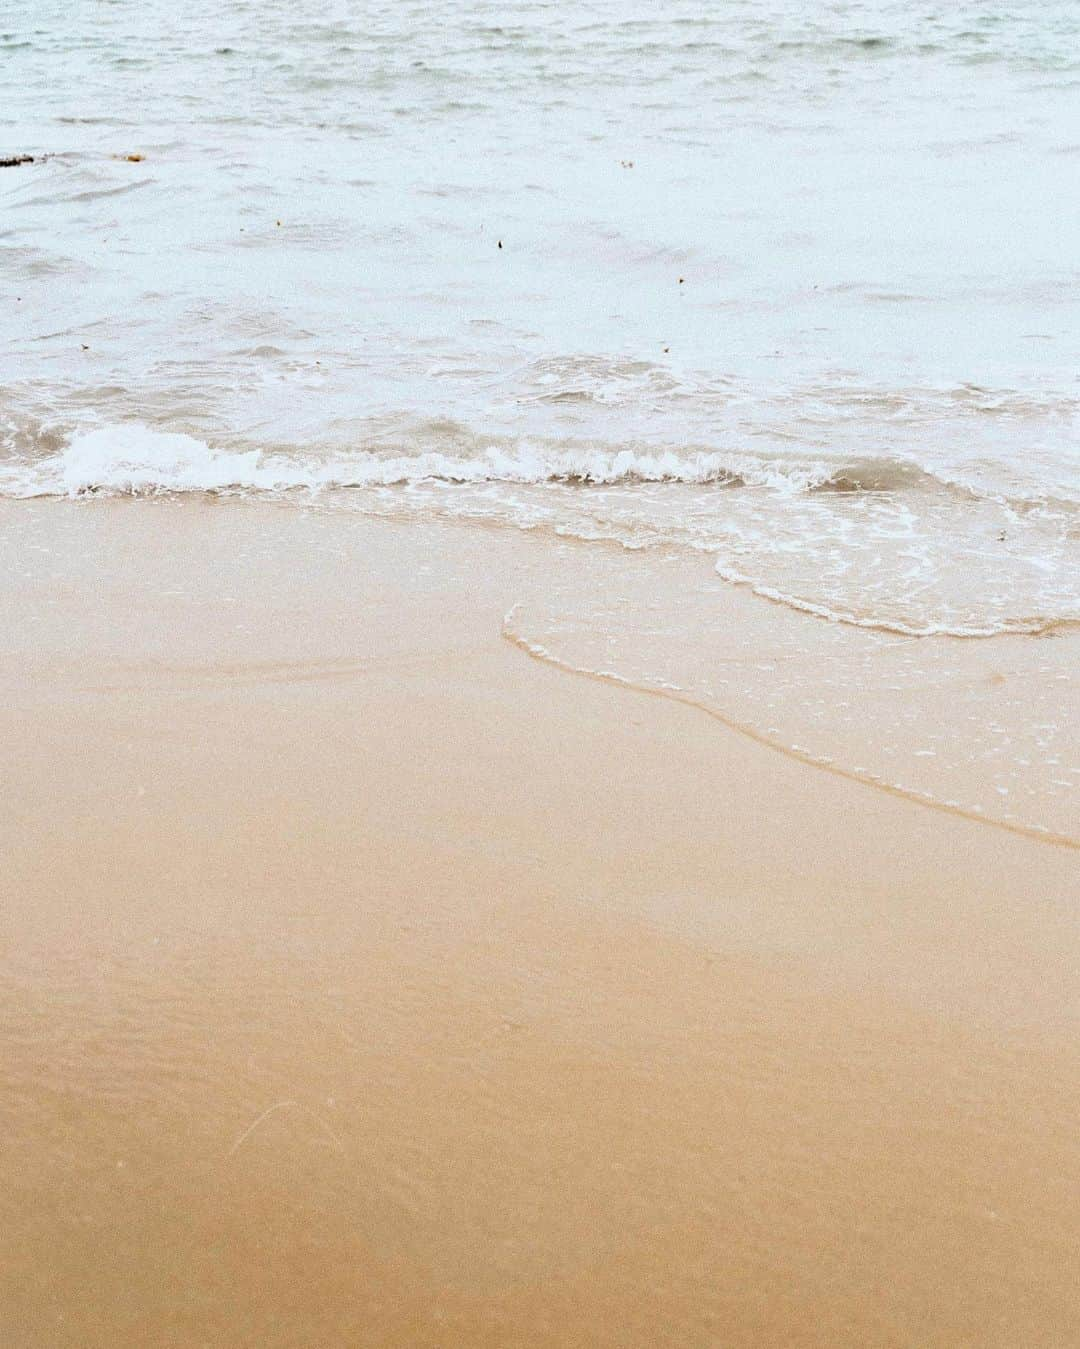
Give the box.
[0,421,1066,500]
[0,423,907,496]
[58,426,272,495]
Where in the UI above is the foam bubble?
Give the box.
[59,426,270,494]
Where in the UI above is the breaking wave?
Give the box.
[0,421,1002,499]
[2,423,1076,642]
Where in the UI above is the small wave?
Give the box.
[808,459,933,493]
[711,564,1075,639]
[1,423,938,497]
[14,178,152,210]
[0,422,1069,519]
[3,422,1075,644]
[501,607,1079,851]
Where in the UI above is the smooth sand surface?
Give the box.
[1,500,1078,1347]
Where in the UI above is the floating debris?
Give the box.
[0,154,33,168]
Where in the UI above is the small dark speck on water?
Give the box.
[498,240,502,249]
[678,277,684,284]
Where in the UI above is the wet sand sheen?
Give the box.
[1,500,1078,1347]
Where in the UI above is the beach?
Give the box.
[2,498,1077,1346]
[4,0,1080,1339]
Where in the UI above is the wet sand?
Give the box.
[2,499,1078,1347]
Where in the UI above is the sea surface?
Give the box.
[2,0,1078,840]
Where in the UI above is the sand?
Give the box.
[1,498,1078,1347]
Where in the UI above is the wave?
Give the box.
[3,423,1075,643]
[501,607,1080,851]
[0,422,957,498]
[710,564,1078,639]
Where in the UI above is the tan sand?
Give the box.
[1,498,1078,1347]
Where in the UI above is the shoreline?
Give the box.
[2,498,1078,1346]
[502,614,1080,854]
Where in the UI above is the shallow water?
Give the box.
[2,0,1078,835]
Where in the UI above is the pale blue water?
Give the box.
[3,0,1079,625]
[2,0,1078,836]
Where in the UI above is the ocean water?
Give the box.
[3,0,1078,838]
